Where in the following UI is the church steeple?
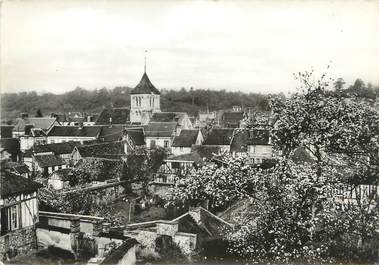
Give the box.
[130,72,160,95]
[129,56,161,124]
[144,50,147,73]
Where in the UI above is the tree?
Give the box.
[124,147,168,195]
[270,70,378,180]
[36,108,43,117]
[165,70,379,263]
[333,78,345,90]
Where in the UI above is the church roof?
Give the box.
[130,73,160,95]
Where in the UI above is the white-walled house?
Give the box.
[150,112,193,131]
[144,122,177,149]
[19,128,47,152]
[47,125,102,144]
[48,168,73,190]
[202,128,234,153]
[171,129,204,156]
[230,129,272,164]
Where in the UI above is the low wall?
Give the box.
[39,211,105,234]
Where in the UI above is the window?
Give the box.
[150,140,156,149]
[180,147,184,152]
[135,97,138,107]
[164,140,169,148]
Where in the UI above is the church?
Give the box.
[95,69,161,125]
[129,71,161,124]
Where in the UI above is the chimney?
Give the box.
[189,207,202,225]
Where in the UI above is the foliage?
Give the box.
[72,158,124,185]
[165,70,379,262]
[123,147,168,194]
[1,86,274,122]
[38,187,126,226]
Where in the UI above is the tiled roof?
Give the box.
[174,207,232,239]
[230,129,270,152]
[202,128,234,145]
[130,72,160,95]
[13,164,30,174]
[75,141,124,159]
[100,238,139,265]
[50,168,73,181]
[95,108,130,125]
[150,112,186,123]
[172,130,199,147]
[191,145,221,160]
[222,111,244,122]
[144,122,177,138]
[29,117,57,130]
[32,141,82,155]
[47,126,102,137]
[1,171,42,197]
[166,151,204,165]
[125,127,145,145]
[98,125,125,142]
[34,154,65,168]
[0,125,14,138]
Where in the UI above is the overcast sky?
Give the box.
[1,0,379,94]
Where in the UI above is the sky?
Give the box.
[1,0,379,95]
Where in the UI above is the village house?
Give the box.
[129,71,161,125]
[151,145,221,196]
[3,162,31,179]
[19,128,48,152]
[71,141,126,163]
[230,129,272,164]
[0,171,42,261]
[122,127,145,148]
[23,141,82,172]
[144,122,178,149]
[47,168,73,190]
[47,125,103,144]
[32,154,67,177]
[153,152,205,184]
[219,110,245,128]
[202,128,234,153]
[171,129,203,156]
[150,112,193,131]
[12,114,60,137]
[194,110,216,128]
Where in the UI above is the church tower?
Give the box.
[130,70,161,124]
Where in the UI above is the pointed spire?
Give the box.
[144,50,147,73]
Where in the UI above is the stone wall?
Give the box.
[0,226,37,261]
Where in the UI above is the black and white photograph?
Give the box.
[0,0,378,264]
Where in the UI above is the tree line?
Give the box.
[1,78,377,124]
[1,86,272,123]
